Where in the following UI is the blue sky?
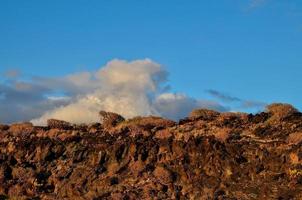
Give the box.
[0,0,301,123]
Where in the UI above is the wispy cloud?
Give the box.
[206,89,241,103]
[206,89,266,110]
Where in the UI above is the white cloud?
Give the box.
[31,59,169,125]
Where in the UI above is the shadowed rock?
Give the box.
[0,124,9,131]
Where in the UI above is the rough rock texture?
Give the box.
[0,104,302,199]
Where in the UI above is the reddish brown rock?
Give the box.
[154,129,172,139]
[153,165,172,184]
[0,104,301,199]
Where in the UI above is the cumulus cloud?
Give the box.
[31,59,166,124]
[1,59,230,125]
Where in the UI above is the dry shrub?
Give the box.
[10,122,33,128]
[219,112,248,120]
[99,111,125,128]
[189,109,220,120]
[47,119,71,129]
[266,103,299,120]
[9,122,34,136]
[117,116,175,130]
[215,112,248,127]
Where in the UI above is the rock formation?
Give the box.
[0,104,301,199]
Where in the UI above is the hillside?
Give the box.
[0,103,301,199]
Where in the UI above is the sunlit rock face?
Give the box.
[0,104,301,199]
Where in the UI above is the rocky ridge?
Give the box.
[0,103,301,199]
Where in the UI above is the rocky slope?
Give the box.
[0,103,301,199]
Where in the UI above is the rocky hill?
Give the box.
[0,103,301,199]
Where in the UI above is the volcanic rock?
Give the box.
[0,104,301,199]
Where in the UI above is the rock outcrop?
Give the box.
[0,104,301,199]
